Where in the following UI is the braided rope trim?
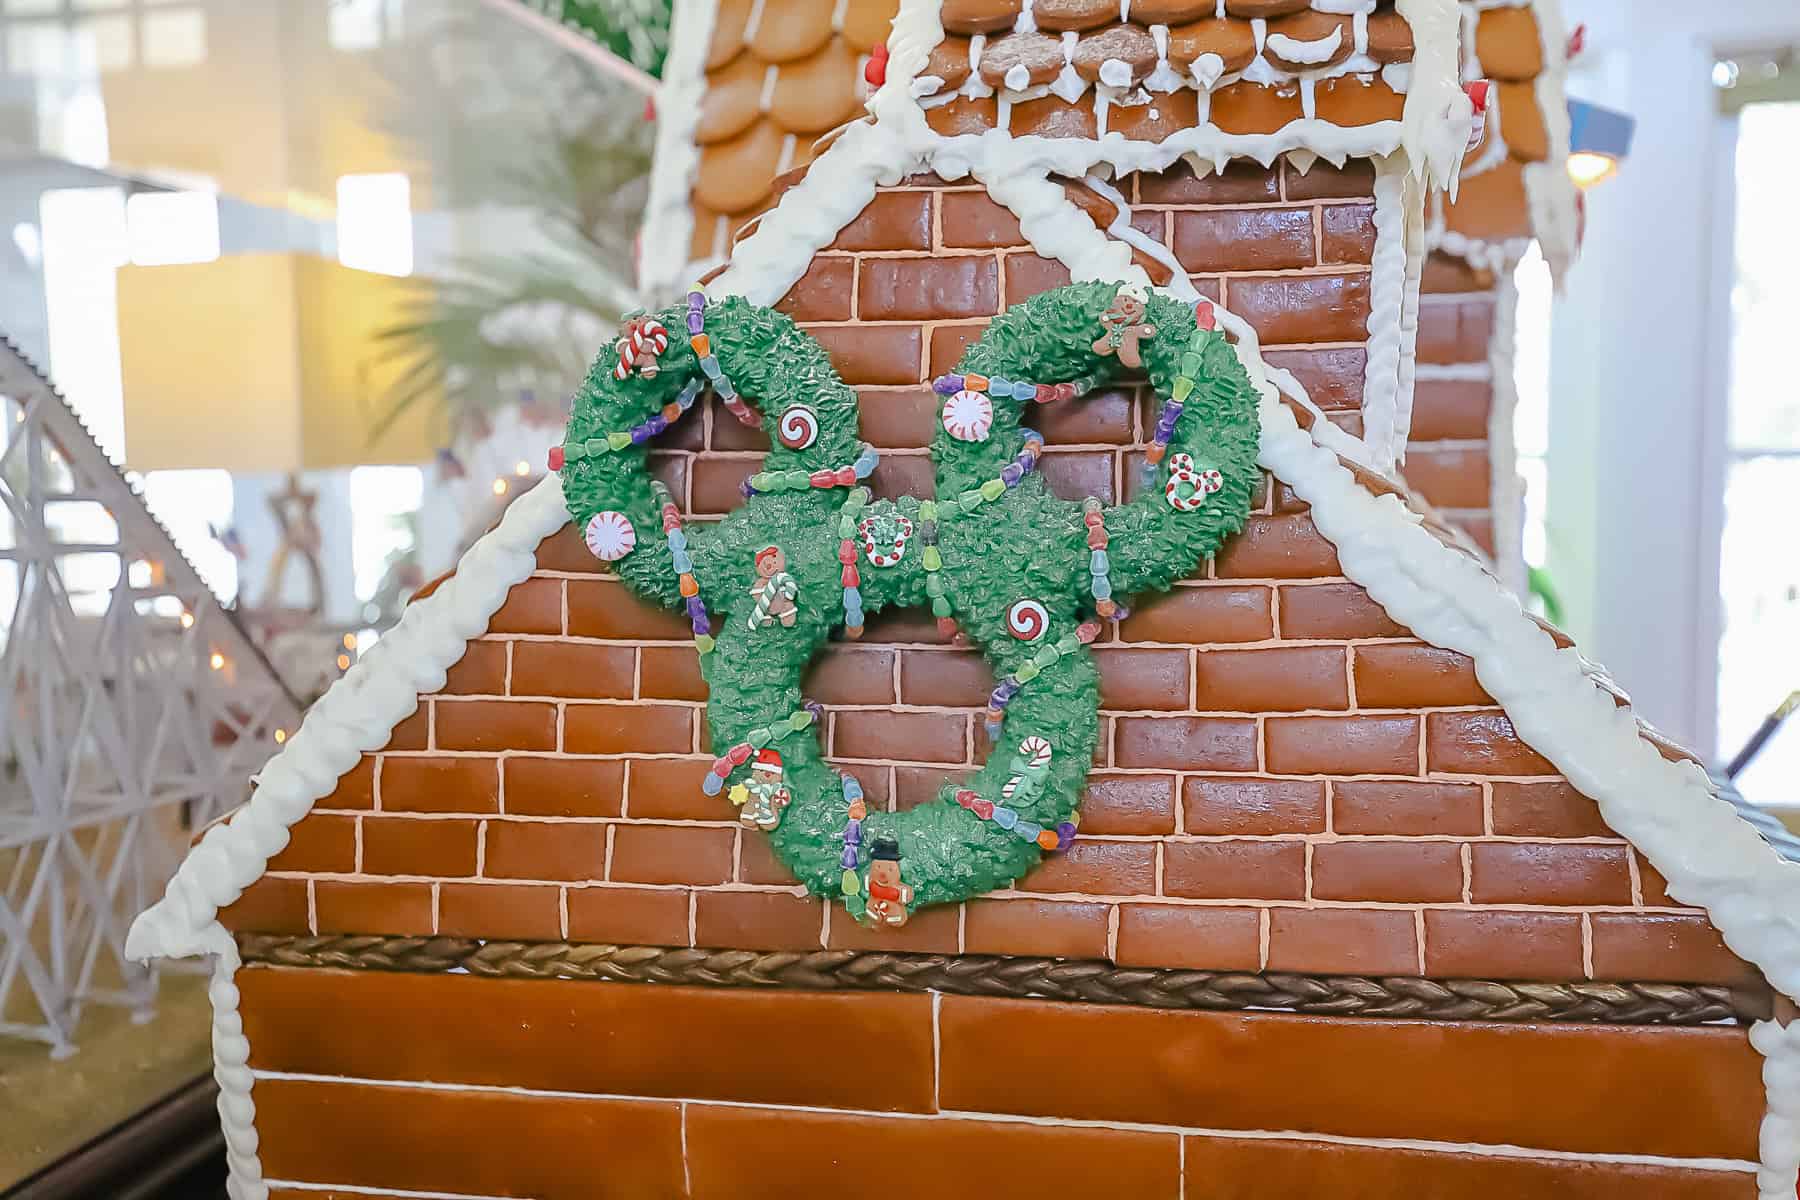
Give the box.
[236,934,1771,1027]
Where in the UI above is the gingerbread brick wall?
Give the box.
[1408,251,1503,559]
[218,157,1770,1200]
[241,965,1762,1199]
[223,160,1756,995]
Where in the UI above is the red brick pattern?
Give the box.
[244,967,1764,1199]
[1408,252,1502,558]
[217,163,1755,999]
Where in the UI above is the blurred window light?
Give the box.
[7,20,69,74]
[73,14,133,70]
[141,469,237,602]
[3,0,63,14]
[142,7,205,67]
[330,0,382,50]
[39,186,128,460]
[349,466,423,603]
[1717,101,1800,807]
[126,190,220,265]
[1512,245,1552,581]
[336,173,413,276]
[11,222,41,267]
[1713,60,1740,89]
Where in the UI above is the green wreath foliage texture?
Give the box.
[559,281,1261,917]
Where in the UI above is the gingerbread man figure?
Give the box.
[612,316,670,381]
[862,837,913,927]
[1092,282,1156,369]
[748,546,799,629]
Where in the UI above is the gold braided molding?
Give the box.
[235,934,1771,1027]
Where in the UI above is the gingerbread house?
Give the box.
[130,1,1800,1197]
[1411,0,1577,588]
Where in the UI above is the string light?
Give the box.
[209,652,224,670]
[1566,151,1617,189]
[274,729,287,744]
[514,460,530,476]
[336,653,351,670]
[179,611,194,629]
[342,632,358,651]
[492,478,508,496]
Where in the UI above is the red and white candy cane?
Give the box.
[613,317,670,380]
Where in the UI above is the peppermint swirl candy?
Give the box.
[777,404,820,450]
[1006,599,1049,642]
[584,510,638,561]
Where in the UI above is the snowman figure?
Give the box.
[862,837,913,928]
[737,748,791,831]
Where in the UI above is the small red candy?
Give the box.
[547,446,564,471]
[841,565,860,588]
[1194,300,1216,331]
[838,541,856,565]
[834,466,857,486]
[936,616,959,637]
[1034,384,1056,403]
[810,469,835,488]
[955,790,979,808]
[864,43,888,86]
[1086,531,1107,550]
[971,798,995,820]
[727,743,754,766]
[1083,511,1102,528]
[1076,621,1101,644]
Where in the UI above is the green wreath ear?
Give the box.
[556,282,1261,926]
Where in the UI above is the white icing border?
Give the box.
[1752,1018,1800,1199]
[638,0,721,303]
[132,1,1795,1190]
[1426,0,1578,284]
[1484,268,1527,596]
[1360,159,1413,470]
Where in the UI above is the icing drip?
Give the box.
[1267,27,1344,66]
[1098,57,1133,88]
[1191,51,1225,90]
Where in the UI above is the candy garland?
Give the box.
[1145,300,1216,469]
[650,481,715,653]
[687,289,759,428]
[557,281,1261,925]
[953,735,1076,851]
[701,702,823,797]
[743,443,879,498]
[983,624,1097,739]
[550,378,702,470]
[836,487,871,637]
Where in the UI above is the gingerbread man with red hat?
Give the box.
[732,747,791,831]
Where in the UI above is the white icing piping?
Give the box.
[127,476,574,1196]
[1522,0,1578,285]
[1360,157,1414,472]
[634,0,716,303]
[1395,0,1473,194]
[1752,1018,1800,1199]
[1484,268,1527,596]
[1267,27,1344,67]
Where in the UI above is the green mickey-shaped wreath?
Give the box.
[557,280,1260,924]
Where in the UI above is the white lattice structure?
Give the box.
[0,334,300,1057]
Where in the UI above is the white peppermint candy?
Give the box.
[942,389,993,442]
[584,510,637,561]
[1007,599,1049,641]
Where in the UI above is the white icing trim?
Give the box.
[1752,1018,1800,1199]
[1361,158,1414,472]
[1484,269,1527,596]
[1522,0,1578,285]
[1266,27,1344,67]
[636,0,717,304]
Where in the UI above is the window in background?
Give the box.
[1718,101,1800,806]
[349,465,422,612]
[336,172,413,276]
[140,468,237,602]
